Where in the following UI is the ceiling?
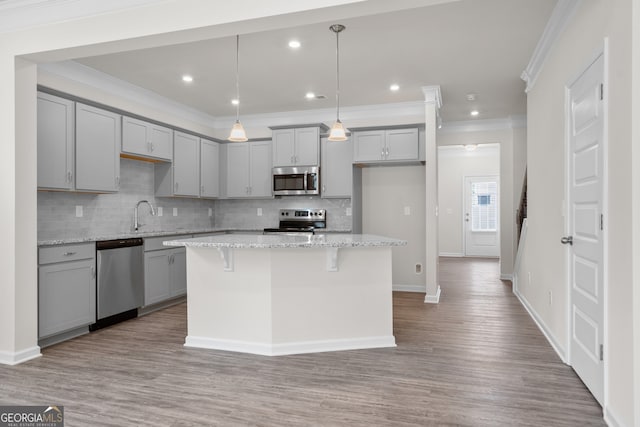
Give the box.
[72,0,557,123]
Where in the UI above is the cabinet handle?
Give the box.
[386,147,390,157]
[322,184,326,193]
[91,266,96,279]
[63,251,76,256]
[169,254,174,264]
[67,171,72,183]
[150,142,154,152]
[175,182,179,192]
[381,148,385,159]
[201,185,205,194]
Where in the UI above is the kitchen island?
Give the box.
[164,234,406,356]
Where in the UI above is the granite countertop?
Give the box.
[37,228,353,247]
[163,233,407,249]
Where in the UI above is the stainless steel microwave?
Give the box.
[272,166,319,196]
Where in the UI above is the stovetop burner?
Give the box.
[263,209,326,235]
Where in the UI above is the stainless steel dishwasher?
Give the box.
[92,238,144,330]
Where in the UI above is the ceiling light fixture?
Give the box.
[182,75,193,83]
[288,40,301,49]
[231,99,239,105]
[228,35,248,142]
[470,110,479,117]
[328,24,348,142]
[466,93,476,101]
[390,84,400,91]
[305,92,316,99]
[464,144,478,151]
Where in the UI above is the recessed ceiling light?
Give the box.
[288,40,301,49]
[182,75,193,83]
[464,144,478,151]
[231,99,239,105]
[390,84,400,91]
[305,92,316,99]
[470,110,479,117]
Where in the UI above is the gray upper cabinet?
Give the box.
[200,139,220,198]
[225,140,272,198]
[272,126,321,167]
[321,137,353,198]
[155,131,200,197]
[37,92,74,190]
[122,116,173,161]
[75,103,121,192]
[353,128,419,163]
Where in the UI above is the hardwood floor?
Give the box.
[0,258,604,426]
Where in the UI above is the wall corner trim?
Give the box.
[603,406,623,427]
[521,0,583,93]
[0,346,41,366]
[424,285,441,304]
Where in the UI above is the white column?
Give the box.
[422,86,442,303]
[0,56,40,365]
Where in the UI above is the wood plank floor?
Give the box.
[0,257,604,426]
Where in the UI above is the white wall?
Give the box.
[517,1,635,425]
[362,165,426,291]
[438,144,500,256]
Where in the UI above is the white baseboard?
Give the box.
[500,273,514,281]
[439,252,464,258]
[393,284,425,293]
[185,335,397,356]
[513,288,567,363]
[0,346,41,366]
[603,406,622,427]
[424,285,441,304]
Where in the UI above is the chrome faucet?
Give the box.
[134,200,156,232]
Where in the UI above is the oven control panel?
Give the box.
[279,209,326,220]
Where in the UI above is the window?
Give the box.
[471,181,497,231]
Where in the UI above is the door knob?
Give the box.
[560,236,573,245]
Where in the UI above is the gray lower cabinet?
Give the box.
[38,243,96,339]
[144,236,188,306]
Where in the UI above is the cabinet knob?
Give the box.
[63,251,76,256]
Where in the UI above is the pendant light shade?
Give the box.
[328,24,348,141]
[228,35,248,142]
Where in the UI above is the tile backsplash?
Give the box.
[38,158,353,241]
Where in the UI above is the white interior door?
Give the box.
[464,176,499,257]
[566,54,605,405]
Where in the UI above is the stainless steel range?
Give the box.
[263,209,326,235]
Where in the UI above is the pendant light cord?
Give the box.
[235,34,240,122]
[335,28,340,122]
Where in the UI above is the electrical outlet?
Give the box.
[208,208,212,217]
[346,207,352,216]
[404,206,411,216]
[157,207,163,217]
[415,263,422,274]
[173,207,178,217]
[75,205,83,217]
[257,208,263,216]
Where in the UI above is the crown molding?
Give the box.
[421,85,443,109]
[212,101,426,130]
[39,60,217,129]
[439,115,526,134]
[521,0,583,93]
[0,0,166,34]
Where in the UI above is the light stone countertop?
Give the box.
[163,233,407,249]
[37,228,353,247]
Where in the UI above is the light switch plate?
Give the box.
[404,206,411,216]
[208,208,213,217]
[346,207,352,217]
[157,207,163,217]
[257,208,263,216]
[173,207,178,216]
[75,205,83,217]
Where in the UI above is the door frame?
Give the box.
[563,40,609,407]
[462,174,500,257]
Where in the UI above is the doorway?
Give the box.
[464,176,500,257]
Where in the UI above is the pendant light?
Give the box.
[328,24,348,141]
[228,34,248,142]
